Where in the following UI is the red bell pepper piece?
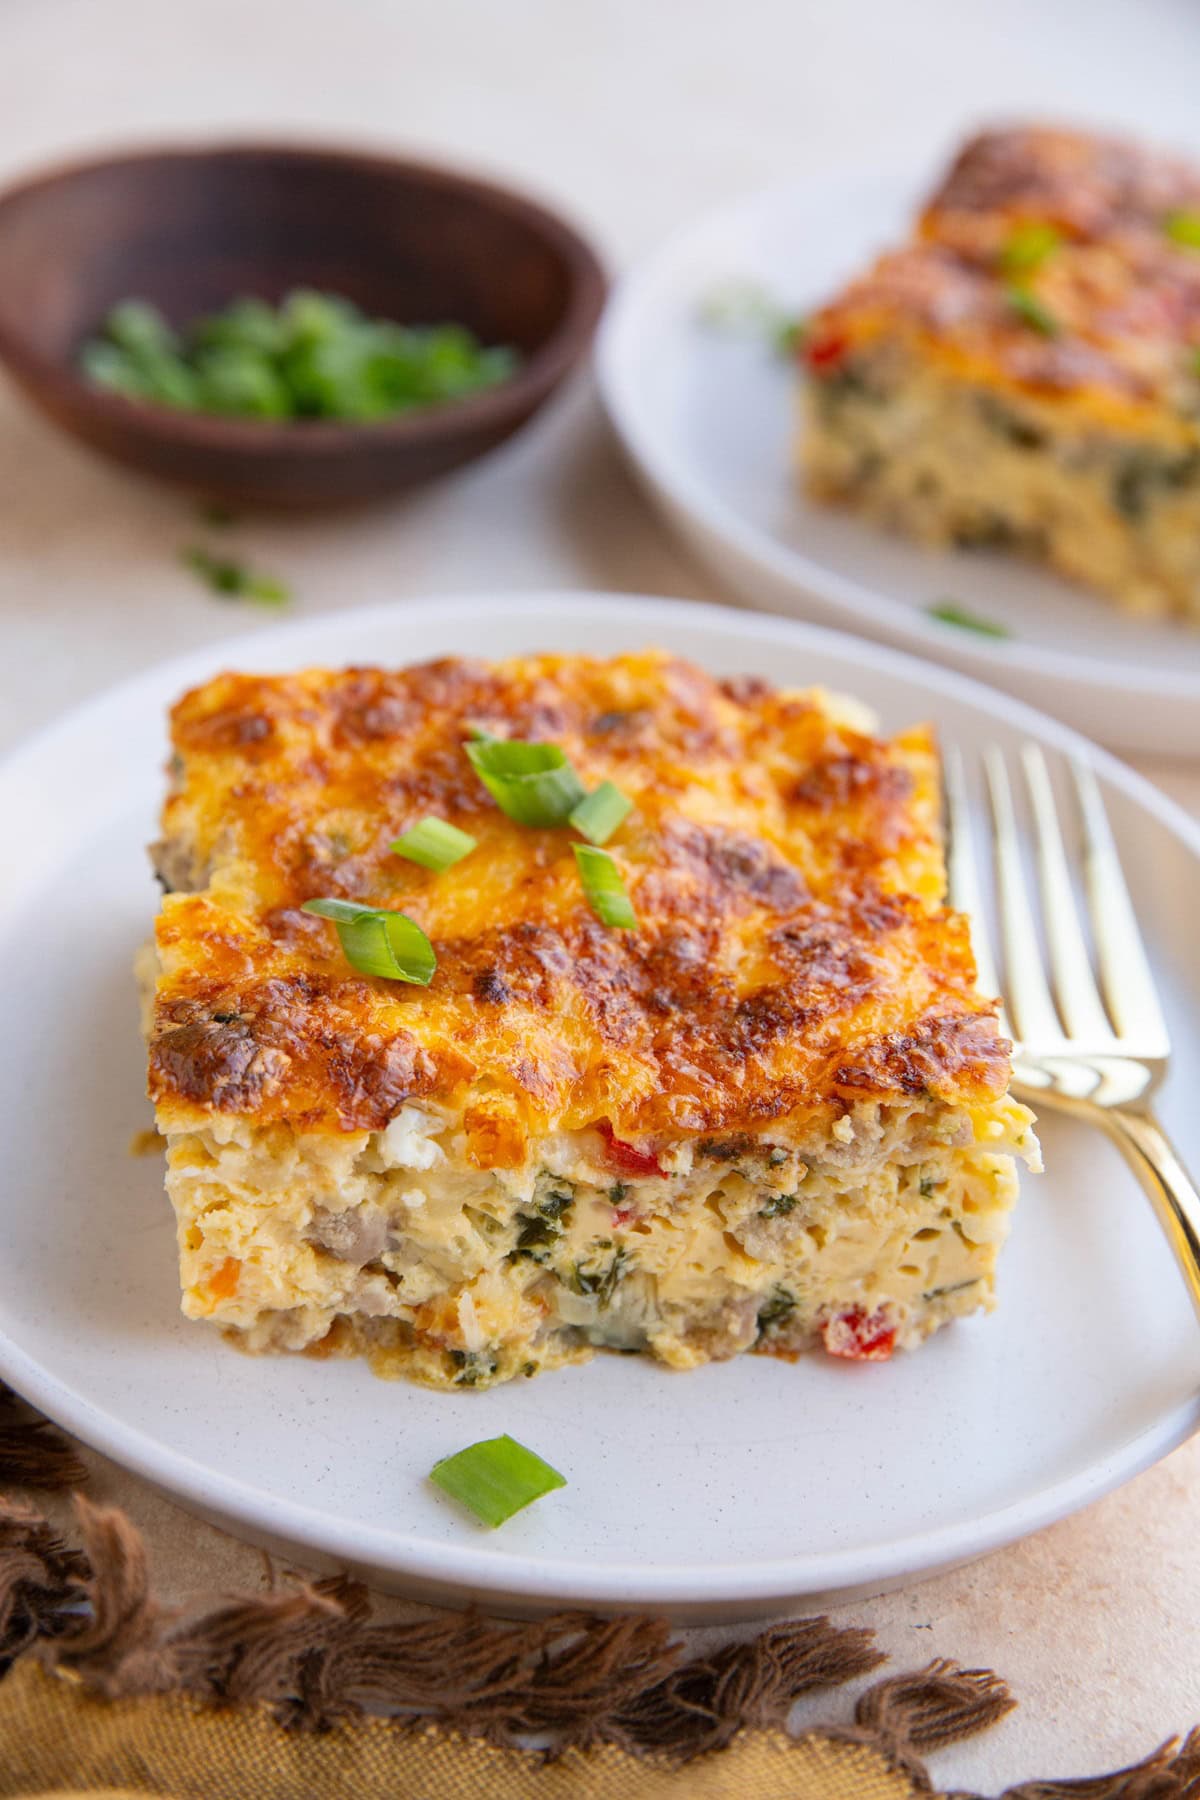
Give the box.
[820,1307,896,1362]
[597,1120,663,1179]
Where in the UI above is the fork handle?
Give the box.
[1103,1107,1200,1321]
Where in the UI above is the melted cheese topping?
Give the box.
[805,124,1200,435]
[147,651,1010,1162]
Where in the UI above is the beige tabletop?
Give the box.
[3,0,1200,1788]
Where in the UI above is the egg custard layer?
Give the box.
[141,650,1038,1389]
[801,125,1200,622]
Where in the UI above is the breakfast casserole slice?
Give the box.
[141,650,1038,1390]
[800,124,1200,622]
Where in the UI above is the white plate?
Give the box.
[1,592,1198,1621]
[596,172,1200,756]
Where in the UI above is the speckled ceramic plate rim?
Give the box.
[0,590,1197,1613]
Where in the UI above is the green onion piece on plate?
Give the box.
[569,780,632,846]
[573,844,637,929]
[301,898,436,984]
[1165,210,1200,250]
[927,600,1011,639]
[430,1434,567,1528]
[391,816,477,871]
[998,221,1062,275]
[1004,285,1059,337]
[465,737,587,827]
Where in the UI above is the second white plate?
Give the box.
[597,170,1200,755]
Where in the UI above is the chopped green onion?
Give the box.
[105,298,177,358]
[696,279,806,359]
[391,816,477,872]
[182,546,290,607]
[998,222,1062,275]
[573,844,637,929]
[1004,285,1059,337]
[926,600,1012,639]
[430,1434,566,1528]
[80,289,518,422]
[465,737,586,827]
[569,780,632,845]
[1165,210,1200,250]
[301,897,436,984]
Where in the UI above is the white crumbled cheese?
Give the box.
[539,1133,593,1182]
[457,1291,484,1351]
[378,1104,446,1171]
[832,1115,854,1145]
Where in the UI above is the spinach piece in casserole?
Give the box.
[568,1244,629,1308]
[759,1193,799,1220]
[1111,448,1200,523]
[756,1286,797,1330]
[976,393,1045,451]
[449,1349,499,1388]
[509,1189,574,1264]
[922,1278,980,1303]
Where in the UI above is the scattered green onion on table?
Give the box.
[181,545,290,607]
[80,290,519,422]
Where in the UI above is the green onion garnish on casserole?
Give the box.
[391,816,477,872]
[569,780,633,845]
[573,843,637,928]
[138,650,1038,1391]
[300,897,437,985]
[464,735,587,826]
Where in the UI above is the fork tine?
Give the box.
[1069,756,1170,1049]
[1020,744,1113,1041]
[943,746,1009,1036]
[983,746,1062,1046]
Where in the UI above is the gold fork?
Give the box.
[944,741,1200,1318]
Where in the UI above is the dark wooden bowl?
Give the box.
[0,143,606,507]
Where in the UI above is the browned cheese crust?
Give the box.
[147,651,1008,1163]
[805,124,1200,431]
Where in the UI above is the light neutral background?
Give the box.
[2,0,1199,1788]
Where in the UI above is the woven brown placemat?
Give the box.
[1,1384,1197,1798]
